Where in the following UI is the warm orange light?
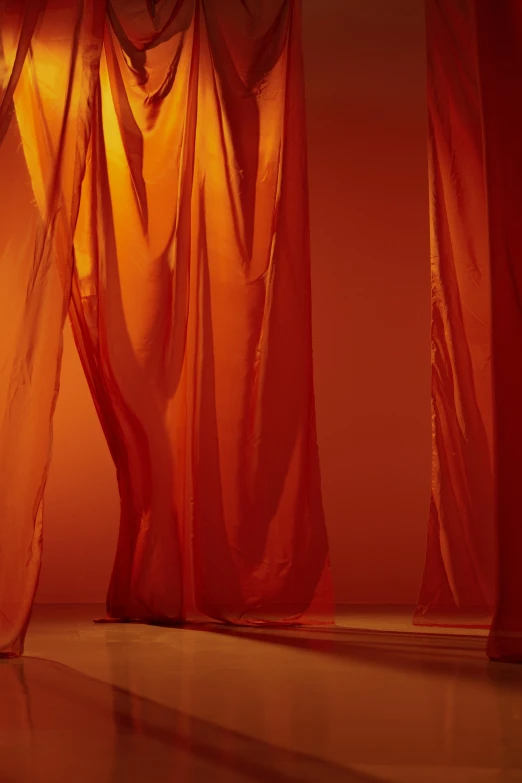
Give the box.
[1,0,332,657]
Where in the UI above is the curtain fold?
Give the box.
[0,0,333,657]
[418,0,522,662]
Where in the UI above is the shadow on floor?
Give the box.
[187,623,522,689]
[0,656,386,783]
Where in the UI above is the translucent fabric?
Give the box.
[416,0,522,662]
[413,0,495,631]
[0,0,106,657]
[0,0,333,657]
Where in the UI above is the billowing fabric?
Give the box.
[0,0,333,657]
[416,0,522,662]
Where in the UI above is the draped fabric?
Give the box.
[413,0,495,631]
[0,0,106,657]
[0,0,333,658]
[416,0,522,662]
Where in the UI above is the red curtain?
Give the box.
[416,0,522,662]
[0,0,333,658]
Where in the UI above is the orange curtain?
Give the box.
[417,0,522,662]
[0,0,333,658]
[0,0,105,657]
[414,0,495,631]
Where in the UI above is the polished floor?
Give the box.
[1,606,521,783]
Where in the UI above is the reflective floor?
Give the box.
[1,605,522,782]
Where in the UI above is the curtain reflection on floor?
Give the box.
[0,656,383,783]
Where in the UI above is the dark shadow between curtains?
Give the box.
[187,623,522,688]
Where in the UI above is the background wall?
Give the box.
[36,0,431,605]
[303,0,431,605]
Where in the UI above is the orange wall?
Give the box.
[303,0,431,605]
[36,0,431,605]
[36,323,119,603]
